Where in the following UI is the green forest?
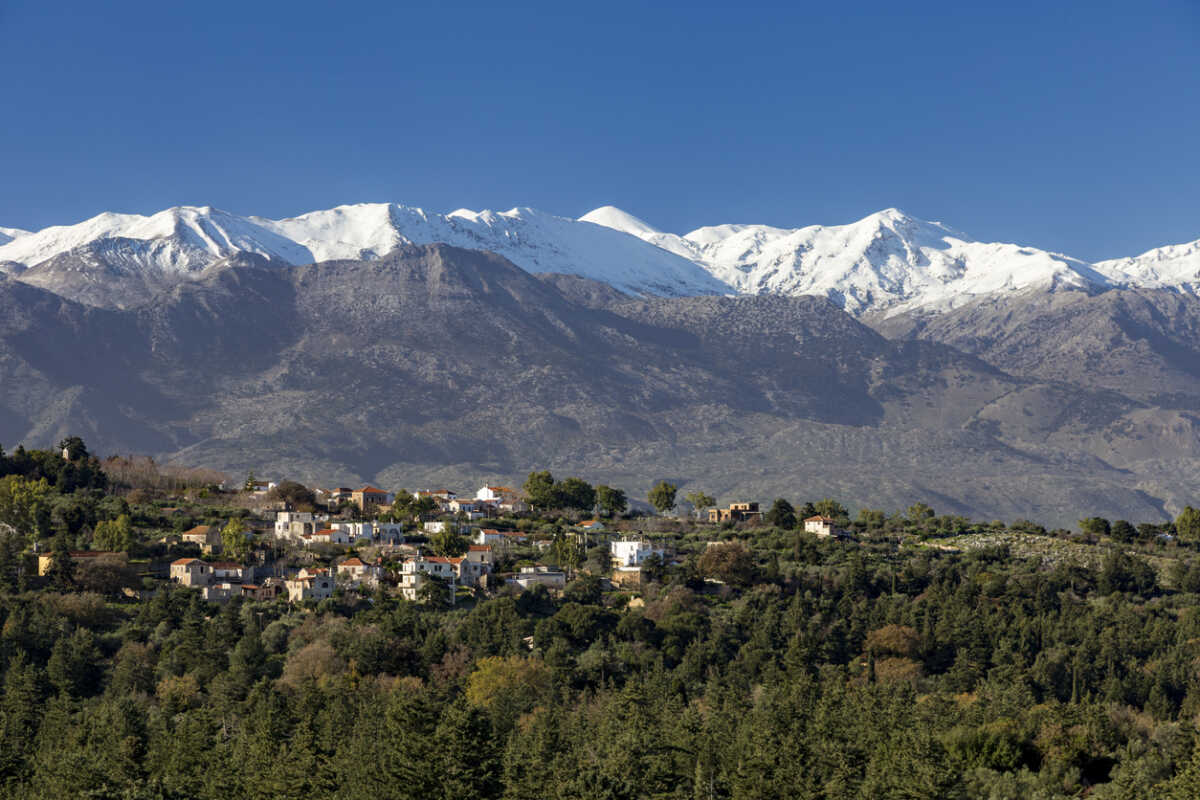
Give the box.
[4,442,1200,797]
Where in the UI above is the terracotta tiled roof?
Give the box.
[804,515,836,523]
[340,557,366,567]
[171,558,201,566]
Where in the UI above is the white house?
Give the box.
[275,511,324,540]
[305,528,352,546]
[611,539,666,568]
[415,489,457,508]
[510,565,566,592]
[329,521,404,544]
[803,516,838,538]
[398,557,458,602]
[447,499,488,519]
[475,485,518,502]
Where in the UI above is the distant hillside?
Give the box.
[3,245,1198,526]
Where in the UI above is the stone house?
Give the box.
[181,525,221,554]
[170,558,212,587]
[708,503,763,524]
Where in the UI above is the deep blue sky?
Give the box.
[2,0,1198,261]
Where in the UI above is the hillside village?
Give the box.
[154,476,867,607]
[9,440,863,608]
[162,480,693,606]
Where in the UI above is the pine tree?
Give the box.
[0,654,42,780]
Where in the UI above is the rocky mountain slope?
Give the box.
[872,287,1200,517]
[0,246,1192,526]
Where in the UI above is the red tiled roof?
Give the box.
[171,558,201,566]
[804,515,836,523]
[468,545,492,551]
[358,486,387,494]
[340,557,366,567]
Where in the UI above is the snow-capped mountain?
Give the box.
[254,203,731,297]
[0,204,730,308]
[0,207,311,271]
[582,206,1114,316]
[3,201,1198,316]
[1095,239,1200,293]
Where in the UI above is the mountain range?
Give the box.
[2,202,1199,526]
[3,203,1199,315]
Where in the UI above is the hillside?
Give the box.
[0,246,1194,525]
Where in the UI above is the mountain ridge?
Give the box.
[4,202,1199,316]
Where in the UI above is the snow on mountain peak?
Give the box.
[1095,237,1200,291]
[587,206,1109,316]
[579,206,662,238]
[253,203,403,262]
[0,226,30,246]
[5,199,1197,316]
[0,206,312,273]
[289,201,710,295]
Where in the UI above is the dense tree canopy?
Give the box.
[2,437,1200,797]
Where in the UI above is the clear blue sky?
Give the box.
[2,0,1198,261]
